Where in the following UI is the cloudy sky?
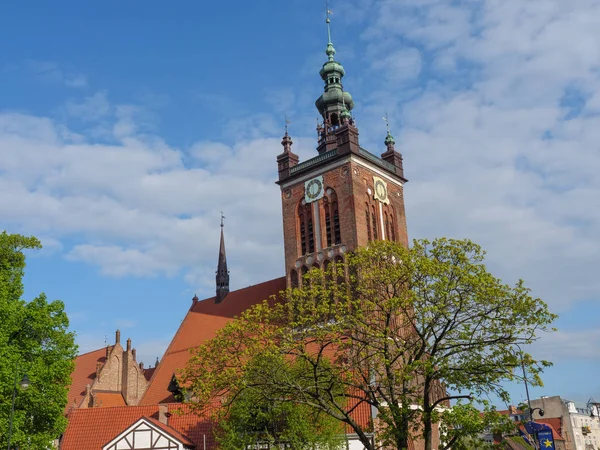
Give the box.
[1,0,598,405]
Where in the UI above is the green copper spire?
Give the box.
[315,5,354,124]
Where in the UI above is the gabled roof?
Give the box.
[141,277,287,405]
[61,403,216,450]
[66,347,107,411]
[102,416,195,450]
[61,405,160,450]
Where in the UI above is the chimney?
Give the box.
[132,348,137,361]
[509,405,517,415]
[139,362,144,370]
[95,362,102,380]
[115,329,121,345]
[126,338,131,352]
[158,404,169,424]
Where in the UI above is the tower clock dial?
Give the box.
[373,176,390,204]
[304,176,325,203]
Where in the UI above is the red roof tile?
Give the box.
[144,415,195,447]
[61,405,160,450]
[66,347,107,411]
[94,392,126,407]
[141,277,286,405]
[62,403,215,450]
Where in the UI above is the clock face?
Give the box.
[305,176,324,203]
[375,179,387,202]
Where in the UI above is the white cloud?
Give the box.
[350,0,600,314]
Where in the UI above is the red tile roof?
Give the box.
[144,415,195,447]
[66,347,107,411]
[61,403,213,450]
[94,392,126,408]
[141,277,286,405]
[62,405,160,450]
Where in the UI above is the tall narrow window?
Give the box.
[300,215,307,255]
[366,208,372,242]
[333,206,341,245]
[299,202,314,255]
[325,210,332,247]
[372,207,378,240]
[290,270,299,289]
[307,214,315,253]
[390,216,396,242]
[384,212,389,241]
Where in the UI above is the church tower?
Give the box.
[215,213,229,303]
[276,18,409,288]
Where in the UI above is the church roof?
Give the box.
[66,347,107,411]
[140,276,287,405]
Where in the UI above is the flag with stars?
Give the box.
[537,429,555,449]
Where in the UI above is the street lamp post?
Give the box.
[514,343,543,450]
[7,362,30,450]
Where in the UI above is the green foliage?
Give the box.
[215,353,344,450]
[0,232,78,449]
[181,238,556,450]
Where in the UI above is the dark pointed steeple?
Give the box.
[215,212,229,303]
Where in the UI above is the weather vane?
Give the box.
[383,112,391,134]
[325,0,333,41]
[220,211,225,228]
[284,113,291,134]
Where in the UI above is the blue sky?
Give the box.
[1,0,599,407]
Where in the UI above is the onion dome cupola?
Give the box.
[315,21,354,127]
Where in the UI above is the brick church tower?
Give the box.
[276,23,409,288]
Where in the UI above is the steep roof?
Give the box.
[61,405,160,450]
[141,277,287,405]
[66,347,107,411]
[61,404,213,450]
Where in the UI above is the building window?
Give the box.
[333,206,340,245]
[372,206,378,240]
[298,203,314,255]
[325,209,332,247]
[366,207,372,241]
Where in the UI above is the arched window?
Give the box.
[333,206,340,245]
[301,265,309,286]
[366,206,372,242]
[324,189,340,248]
[290,269,299,289]
[371,206,378,240]
[298,202,315,255]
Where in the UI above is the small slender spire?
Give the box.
[216,211,229,303]
[383,113,395,148]
[325,4,335,62]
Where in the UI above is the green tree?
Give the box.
[0,232,77,449]
[214,353,344,450]
[181,239,556,450]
